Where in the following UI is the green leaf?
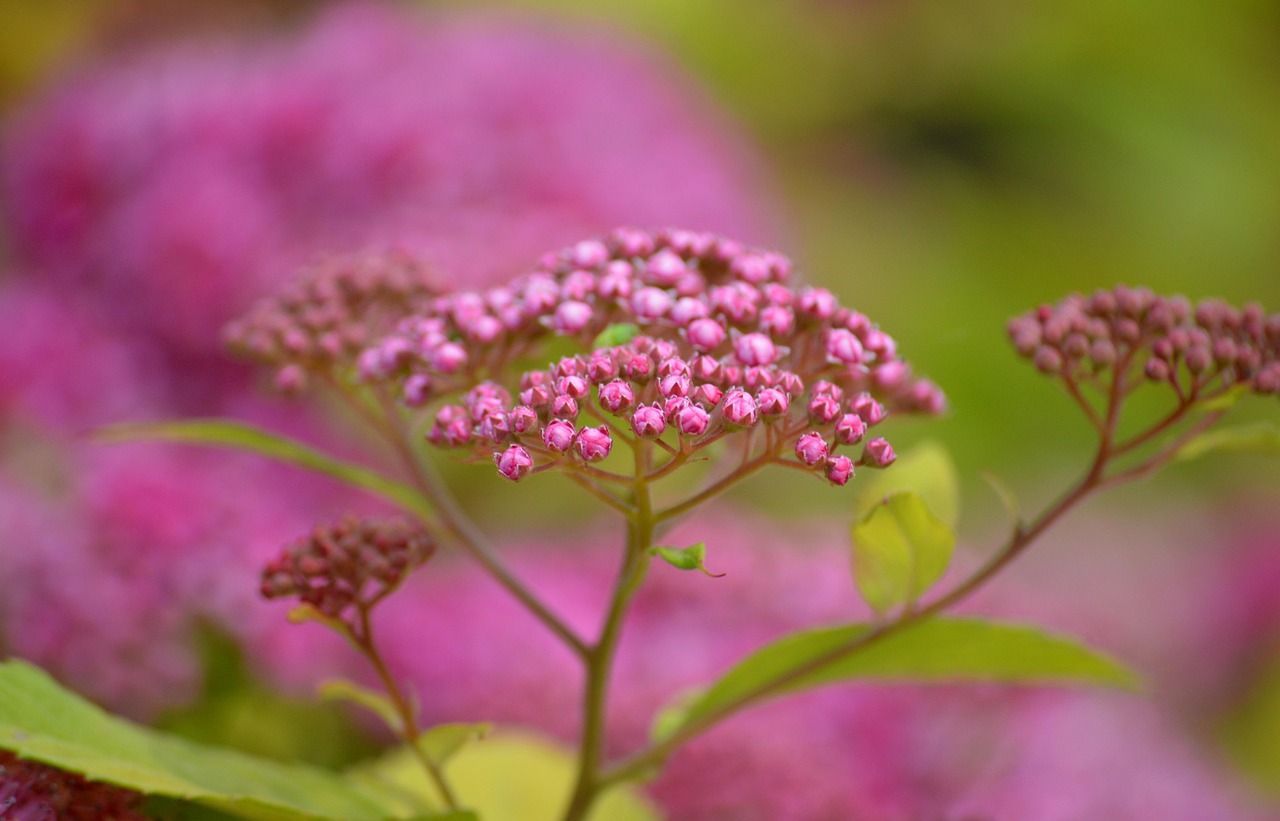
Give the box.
[97,419,432,520]
[852,440,960,529]
[650,542,725,578]
[1176,422,1280,461]
[347,730,657,821]
[850,492,955,614]
[319,679,404,736]
[655,617,1140,741]
[416,724,492,768]
[591,323,641,350]
[0,660,468,821]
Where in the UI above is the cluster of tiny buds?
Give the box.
[259,517,435,622]
[423,333,898,486]
[352,227,944,417]
[1009,287,1280,399]
[224,251,440,394]
[0,750,147,821]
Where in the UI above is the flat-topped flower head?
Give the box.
[259,516,435,623]
[1009,288,1280,402]
[325,229,946,487]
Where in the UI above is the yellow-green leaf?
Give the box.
[654,617,1140,742]
[0,659,466,821]
[852,440,960,529]
[851,492,955,614]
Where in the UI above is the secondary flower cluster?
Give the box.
[1008,287,1280,400]
[0,751,147,821]
[259,517,435,622]
[224,252,440,394]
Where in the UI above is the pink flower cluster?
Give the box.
[260,517,435,622]
[1008,287,1280,399]
[343,227,943,485]
[0,750,147,821]
[224,251,441,394]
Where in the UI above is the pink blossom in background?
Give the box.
[1,1,776,371]
[251,511,1268,820]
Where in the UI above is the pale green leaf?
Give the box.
[1176,422,1280,461]
[852,440,960,529]
[650,542,725,578]
[318,679,403,735]
[417,723,492,768]
[655,617,1140,741]
[97,419,432,520]
[591,323,641,350]
[347,730,657,821]
[0,660,467,821]
[851,492,955,614]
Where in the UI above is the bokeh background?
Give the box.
[3,1,1280,819]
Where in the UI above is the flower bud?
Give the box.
[575,426,613,461]
[721,389,759,427]
[807,393,841,424]
[624,352,655,382]
[795,433,829,466]
[632,287,674,319]
[495,445,534,481]
[734,332,779,366]
[824,328,864,365]
[556,375,589,398]
[552,300,594,334]
[551,394,579,419]
[631,404,667,438]
[797,287,837,320]
[586,352,620,383]
[756,387,790,418]
[759,305,795,338]
[659,372,692,398]
[675,404,711,436]
[834,413,866,445]
[598,379,637,413]
[543,420,576,452]
[686,317,727,351]
[431,341,468,374]
[825,455,855,486]
[275,364,306,395]
[850,393,886,426]
[863,437,896,468]
[402,373,432,406]
[692,383,723,408]
[645,249,687,286]
[570,239,609,268]
[509,405,539,434]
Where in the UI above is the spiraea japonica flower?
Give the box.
[345,228,944,489]
[0,750,147,821]
[1008,287,1280,403]
[223,252,441,394]
[259,517,435,625]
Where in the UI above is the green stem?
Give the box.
[354,607,460,811]
[562,445,655,821]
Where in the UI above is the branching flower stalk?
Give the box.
[230,233,1278,818]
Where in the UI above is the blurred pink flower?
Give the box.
[251,510,1267,820]
[2,2,776,365]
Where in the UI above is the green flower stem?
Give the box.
[352,606,461,812]
[562,444,656,821]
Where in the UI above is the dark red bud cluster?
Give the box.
[1009,287,1280,400]
[259,516,435,621]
